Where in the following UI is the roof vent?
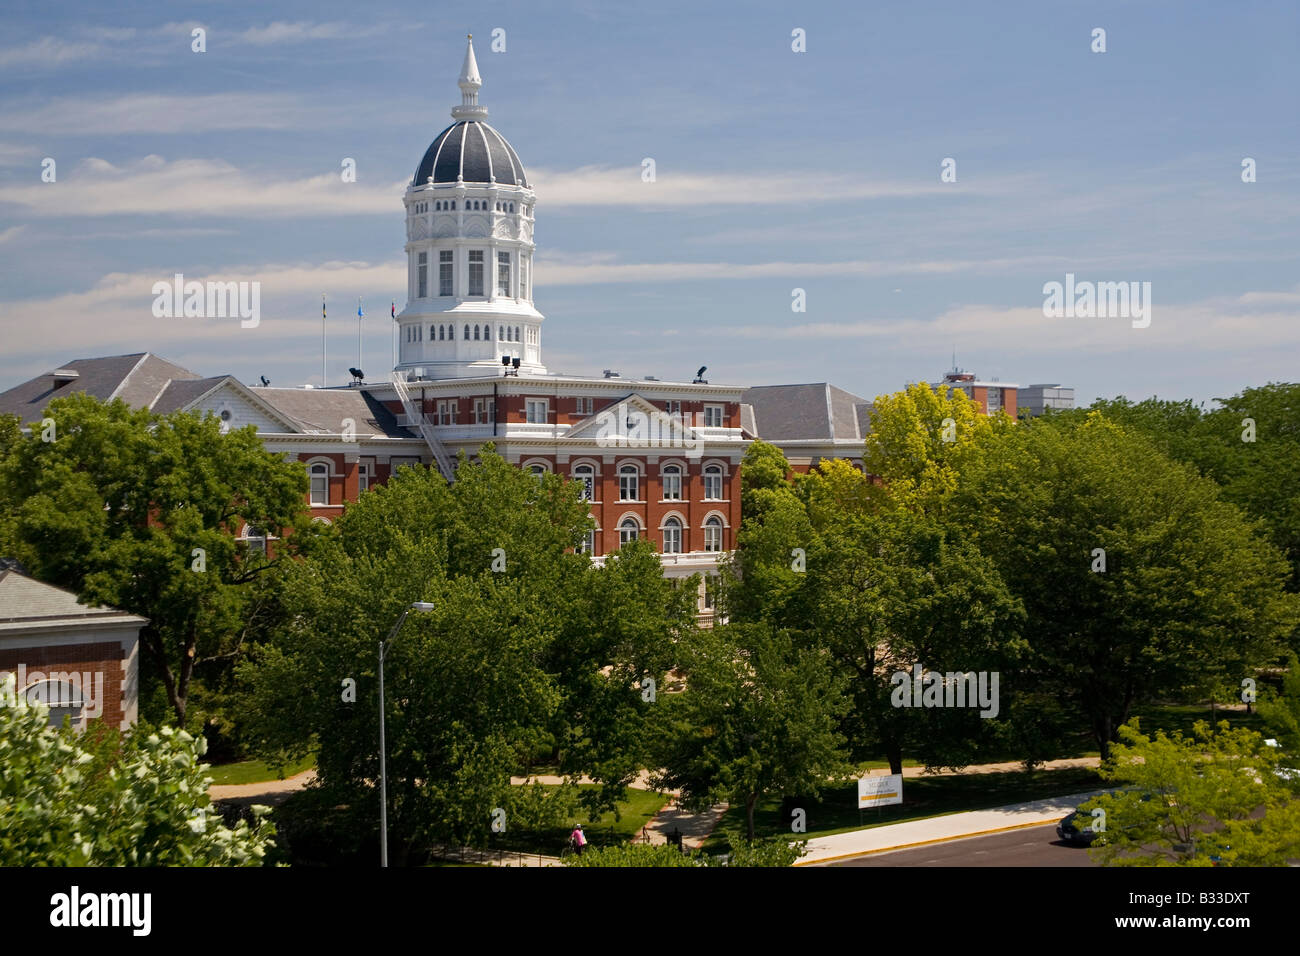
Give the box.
[603,369,620,378]
[50,368,79,390]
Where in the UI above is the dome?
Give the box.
[413,121,529,188]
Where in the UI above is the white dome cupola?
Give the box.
[395,34,544,379]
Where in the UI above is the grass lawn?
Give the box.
[492,785,669,857]
[701,766,1107,851]
[206,753,316,786]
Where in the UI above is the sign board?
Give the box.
[858,773,903,808]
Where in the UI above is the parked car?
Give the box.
[1056,809,1103,846]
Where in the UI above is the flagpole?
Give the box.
[321,293,327,388]
[357,297,363,381]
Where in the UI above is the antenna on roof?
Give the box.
[259,375,270,387]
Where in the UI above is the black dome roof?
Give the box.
[413,121,529,188]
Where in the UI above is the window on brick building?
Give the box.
[309,463,329,506]
[358,462,371,493]
[704,404,724,428]
[704,516,723,552]
[662,516,682,554]
[619,517,640,545]
[526,399,548,424]
[704,464,723,500]
[618,464,639,501]
[662,464,682,501]
[573,464,595,501]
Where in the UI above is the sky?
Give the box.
[1,0,1297,407]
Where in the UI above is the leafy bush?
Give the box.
[0,674,275,866]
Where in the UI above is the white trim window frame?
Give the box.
[618,464,640,502]
[703,464,724,501]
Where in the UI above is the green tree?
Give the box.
[954,413,1299,756]
[0,675,274,866]
[1258,654,1300,776]
[651,623,850,841]
[237,448,691,861]
[862,382,1004,513]
[0,394,308,726]
[1082,719,1300,866]
[726,445,1025,774]
[1082,385,1300,590]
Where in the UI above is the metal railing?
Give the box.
[390,371,455,480]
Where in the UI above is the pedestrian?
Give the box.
[569,823,587,856]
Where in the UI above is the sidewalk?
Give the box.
[208,769,316,807]
[795,789,1110,866]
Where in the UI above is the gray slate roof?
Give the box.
[0,353,200,424]
[0,569,148,634]
[251,387,413,438]
[741,383,873,442]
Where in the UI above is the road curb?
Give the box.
[794,818,1063,866]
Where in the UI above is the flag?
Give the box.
[391,301,396,319]
[357,298,364,318]
[321,295,326,320]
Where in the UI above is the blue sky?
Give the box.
[1,0,1297,406]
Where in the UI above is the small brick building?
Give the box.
[0,563,144,731]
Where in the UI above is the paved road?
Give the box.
[829,822,1099,867]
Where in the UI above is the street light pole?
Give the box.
[379,602,436,868]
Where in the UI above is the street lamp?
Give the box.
[379,601,436,867]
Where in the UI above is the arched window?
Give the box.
[434,201,440,211]
[509,202,515,213]
[474,325,481,340]
[662,516,682,554]
[23,679,85,728]
[438,325,444,340]
[450,200,456,210]
[704,516,723,552]
[464,324,470,340]
[309,463,329,506]
[430,325,436,340]
[513,326,521,342]
[662,464,682,501]
[498,325,504,341]
[704,464,723,500]
[618,464,639,502]
[573,463,595,501]
[528,463,547,483]
[619,517,640,545]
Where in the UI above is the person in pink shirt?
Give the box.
[569,823,587,856]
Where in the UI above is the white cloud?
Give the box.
[722,294,1300,358]
[236,21,389,45]
[0,36,107,68]
[0,92,336,135]
[0,155,403,218]
[0,224,26,244]
[0,260,406,381]
[530,165,960,208]
[534,252,1065,285]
